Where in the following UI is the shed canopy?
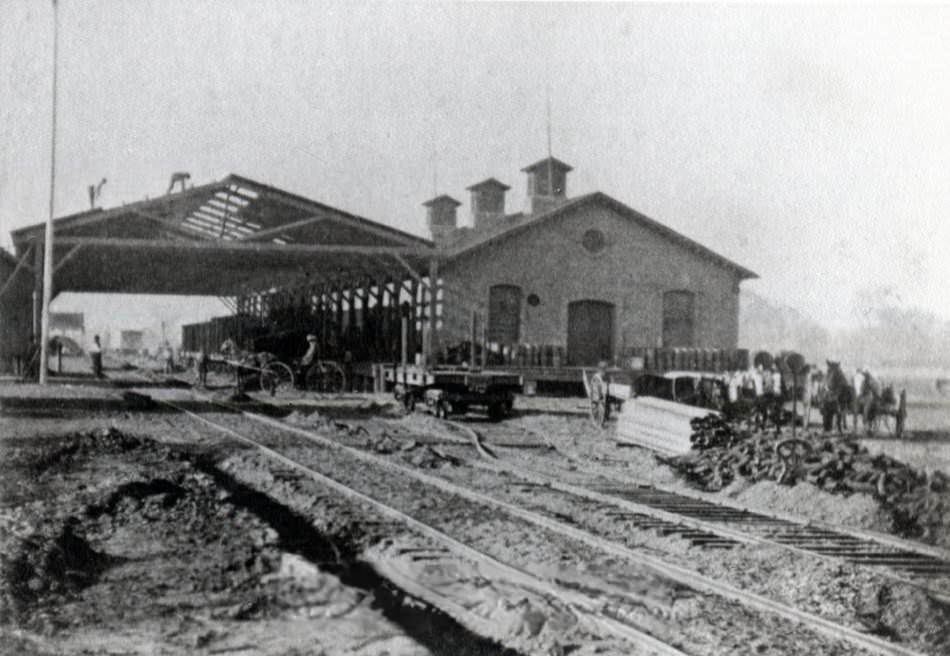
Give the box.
[11,174,435,296]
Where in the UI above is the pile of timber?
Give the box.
[661,416,950,541]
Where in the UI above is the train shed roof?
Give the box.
[11,174,436,296]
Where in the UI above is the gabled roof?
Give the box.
[422,194,461,208]
[521,156,573,174]
[441,192,758,279]
[12,173,433,249]
[466,177,511,192]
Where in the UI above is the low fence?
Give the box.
[437,342,749,373]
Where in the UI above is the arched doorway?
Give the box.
[662,290,695,347]
[488,284,522,345]
[567,300,614,365]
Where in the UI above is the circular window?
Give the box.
[526,293,540,307]
[582,229,606,254]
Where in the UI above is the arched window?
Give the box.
[662,290,695,347]
[488,285,522,345]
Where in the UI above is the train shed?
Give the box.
[9,175,444,374]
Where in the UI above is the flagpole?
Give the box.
[39,0,59,385]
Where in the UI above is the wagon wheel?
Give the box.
[895,389,907,439]
[305,362,347,393]
[776,439,812,484]
[322,362,346,393]
[259,362,294,394]
[588,372,609,429]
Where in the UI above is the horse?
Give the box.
[856,374,906,437]
[822,361,854,433]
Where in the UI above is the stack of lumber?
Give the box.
[661,416,950,541]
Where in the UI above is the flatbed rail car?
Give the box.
[384,365,523,421]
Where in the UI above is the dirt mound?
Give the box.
[1,519,111,615]
[29,427,143,473]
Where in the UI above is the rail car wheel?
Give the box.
[588,372,609,429]
[259,362,294,394]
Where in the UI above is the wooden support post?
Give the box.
[470,311,477,369]
[33,243,43,338]
[480,314,488,369]
[425,258,439,366]
[400,316,408,366]
[408,277,418,364]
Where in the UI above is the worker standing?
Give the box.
[89,335,103,379]
[197,348,209,387]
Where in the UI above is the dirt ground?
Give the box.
[0,426,510,656]
[2,373,949,655]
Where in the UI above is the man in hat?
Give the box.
[295,333,319,387]
[301,334,319,367]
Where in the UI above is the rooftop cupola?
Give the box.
[423,194,461,244]
[465,177,510,228]
[522,156,572,214]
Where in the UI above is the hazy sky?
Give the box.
[2,1,948,339]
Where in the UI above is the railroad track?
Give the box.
[468,438,950,597]
[123,374,932,656]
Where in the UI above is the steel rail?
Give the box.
[127,372,927,656]
[226,407,927,656]
[529,430,950,562]
[467,455,950,603]
[149,395,686,656]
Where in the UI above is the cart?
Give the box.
[384,364,523,421]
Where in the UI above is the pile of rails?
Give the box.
[663,415,950,542]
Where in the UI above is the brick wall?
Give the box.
[437,200,743,358]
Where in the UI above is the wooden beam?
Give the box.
[0,244,34,300]
[11,178,230,244]
[391,252,430,288]
[52,243,82,273]
[54,236,436,257]
[130,208,215,241]
[227,174,433,250]
[236,214,329,242]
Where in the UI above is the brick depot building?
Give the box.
[428,157,757,366]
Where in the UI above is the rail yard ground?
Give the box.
[2,361,950,655]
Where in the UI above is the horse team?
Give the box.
[810,361,905,436]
